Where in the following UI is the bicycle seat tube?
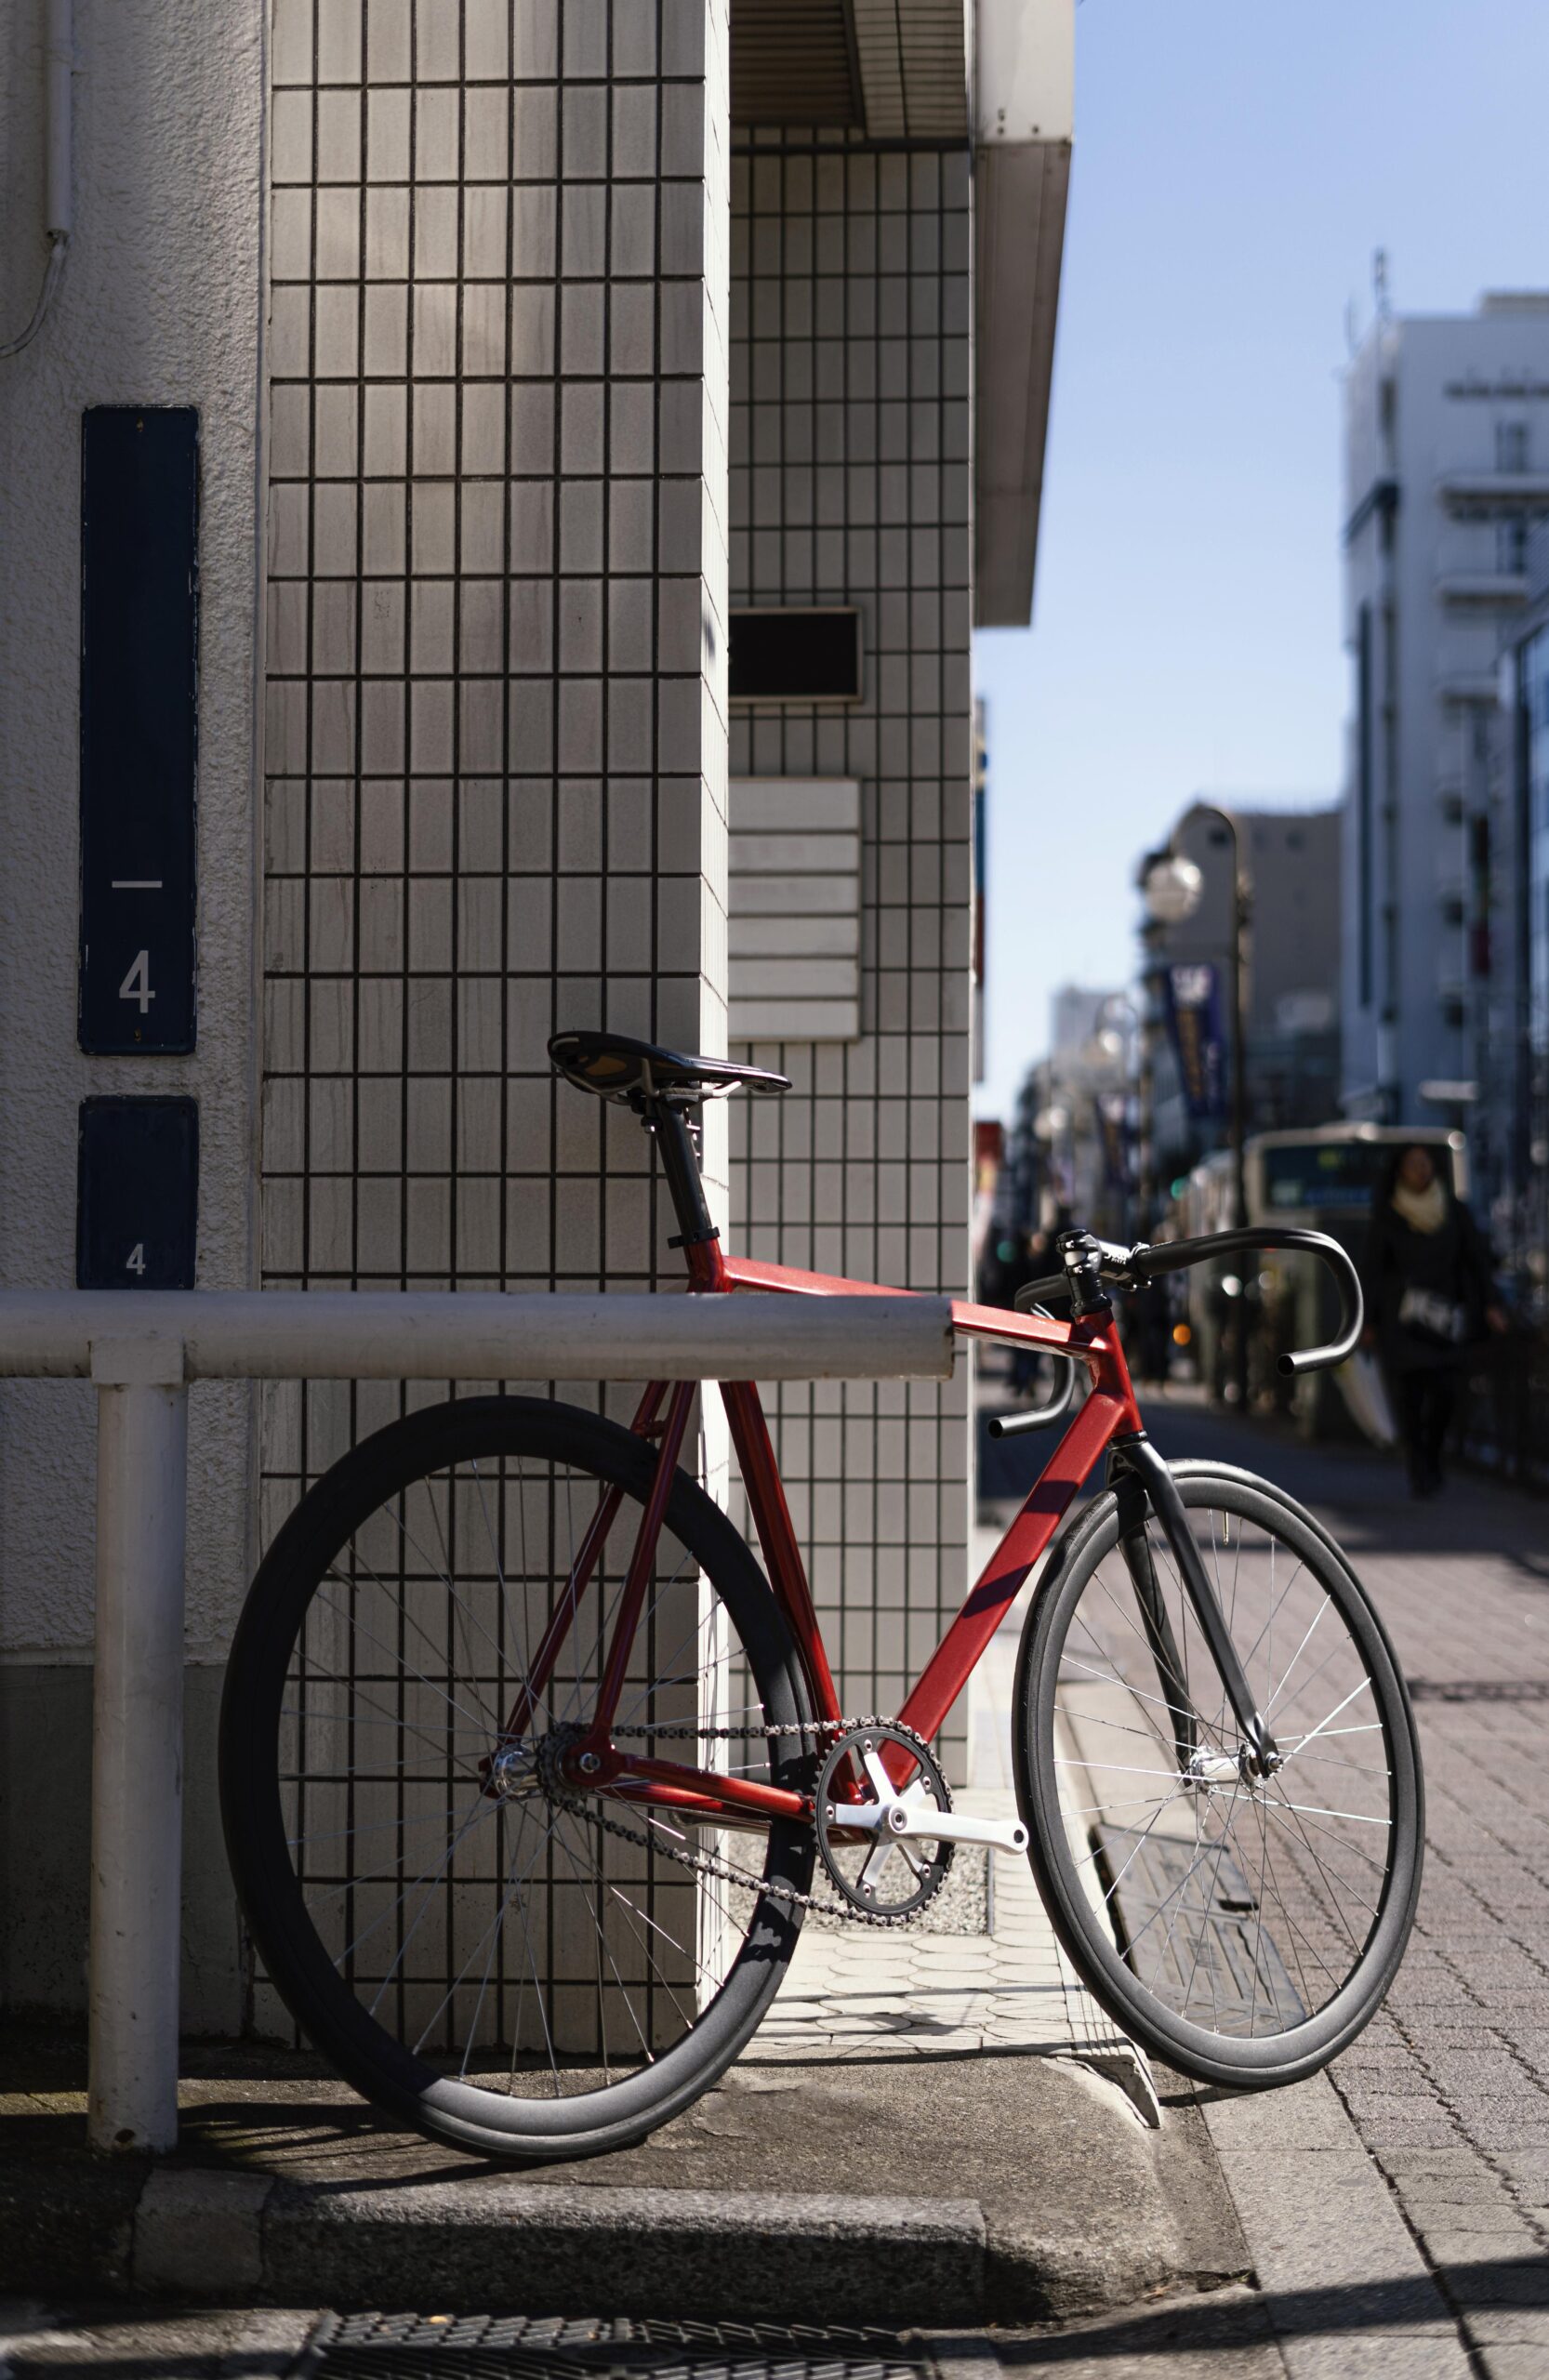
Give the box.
[642,1098,729,1289]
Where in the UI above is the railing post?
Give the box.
[86,1336,189,2154]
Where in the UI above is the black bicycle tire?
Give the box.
[219,1395,815,2162]
[1013,1463,1423,2089]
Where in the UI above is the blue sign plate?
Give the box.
[78,406,198,1053]
[76,1097,199,1290]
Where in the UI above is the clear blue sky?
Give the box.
[973,0,1549,1120]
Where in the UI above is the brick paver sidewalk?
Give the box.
[1138,1391,1549,2376]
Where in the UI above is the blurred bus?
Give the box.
[1173,1123,1465,1435]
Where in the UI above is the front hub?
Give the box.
[1185,1739,1282,1791]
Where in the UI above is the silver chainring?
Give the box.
[814,1720,955,1918]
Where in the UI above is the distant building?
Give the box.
[1140,802,1342,1197]
[1051,984,1119,1060]
[1499,521,1549,1284]
[1340,293,1549,1199]
[1000,984,1132,1246]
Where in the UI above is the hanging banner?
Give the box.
[1094,1091,1131,1192]
[1165,961,1227,1120]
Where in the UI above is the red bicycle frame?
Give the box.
[502,1224,1145,1833]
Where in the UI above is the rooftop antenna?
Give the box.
[1372,248,1392,324]
[1344,296,1361,359]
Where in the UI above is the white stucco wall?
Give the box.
[0,0,265,1659]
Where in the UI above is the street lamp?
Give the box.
[1141,853,1204,929]
[1144,809,1253,1408]
[1080,994,1140,1238]
[1033,1097,1073,1216]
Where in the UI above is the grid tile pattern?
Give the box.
[262,0,733,1494]
[726,138,973,1771]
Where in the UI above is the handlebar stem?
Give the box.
[1055,1228,1120,1320]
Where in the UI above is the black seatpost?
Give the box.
[648,1101,719,1247]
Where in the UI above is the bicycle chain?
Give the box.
[536,1714,945,1930]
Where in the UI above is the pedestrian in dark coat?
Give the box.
[1360,1144,1505,1497]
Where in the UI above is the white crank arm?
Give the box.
[887,1805,1028,1855]
[830,1797,1029,1856]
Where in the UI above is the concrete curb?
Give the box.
[1,2047,1247,2323]
[0,2153,1241,2326]
[7,2168,990,2325]
[261,2180,986,2326]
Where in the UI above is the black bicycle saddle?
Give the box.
[549,1029,791,1104]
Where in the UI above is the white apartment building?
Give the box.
[1341,293,1549,1197]
[0,1,1071,2024]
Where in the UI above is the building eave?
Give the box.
[973,133,1070,628]
[972,0,1074,628]
[730,1,971,138]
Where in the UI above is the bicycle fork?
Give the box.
[1112,1436,1281,1779]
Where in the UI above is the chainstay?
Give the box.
[603,1716,874,1741]
[542,1714,939,1929]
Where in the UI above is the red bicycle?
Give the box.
[221,1032,1423,2161]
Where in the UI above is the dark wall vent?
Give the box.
[728,607,862,703]
[731,0,862,127]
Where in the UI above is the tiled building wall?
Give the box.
[726,138,975,1770]
[262,0,733,1501]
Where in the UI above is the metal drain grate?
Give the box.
[1096,1826,1305,2035]
[293,2315,932,2380]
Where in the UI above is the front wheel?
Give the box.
[1014,1464,1423,2088]
[219,1396,815,2162]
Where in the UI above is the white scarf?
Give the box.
[1392,1178,1448,1236]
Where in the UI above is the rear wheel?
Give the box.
[219,1396,814,2161]
[1015,1464,1423,2087]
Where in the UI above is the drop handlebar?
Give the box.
[1013,1225,1363,1379]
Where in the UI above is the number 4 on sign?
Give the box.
[118,951,154,1013]
[126,1244,146,1277]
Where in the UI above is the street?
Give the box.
[1020,1386,1549,2376]
[1155,1394,1549,2325]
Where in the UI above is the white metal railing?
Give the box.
[0,1289,954,2154]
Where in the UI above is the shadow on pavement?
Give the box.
[1001,2249,1549,2360]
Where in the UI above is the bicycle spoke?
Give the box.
[314,1583,499,1739]
[1046,1485,1407,2050]
[267,1432,794,2118]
